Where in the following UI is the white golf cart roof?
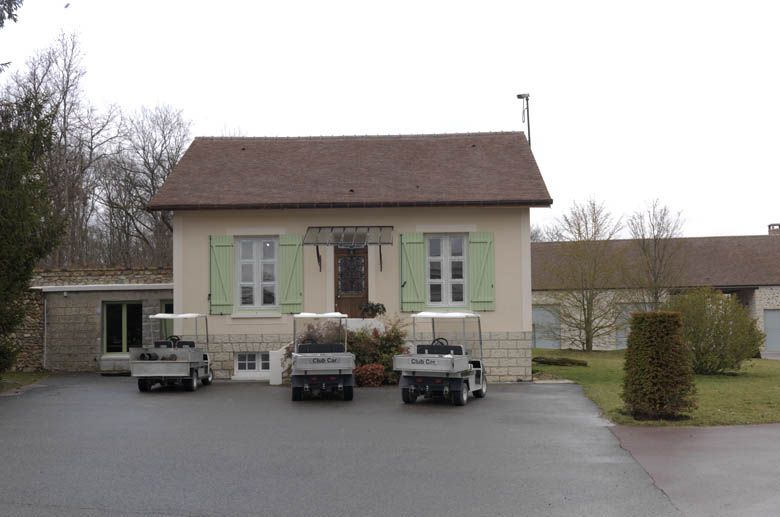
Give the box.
[149,313,205,320]
[293,312,349,319]
[412,312,480,319]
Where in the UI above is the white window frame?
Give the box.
[236,237,279,309]
[425,234,467,307]
[232,351,271,380]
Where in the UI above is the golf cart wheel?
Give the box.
[401,388,416,404]
[201,368,214,386]
[343,386,354,401]
[452,385,468,406]
[291,387,303,402]
[186,370,198,392]
[474,377,487,398]
[137,378,151,393]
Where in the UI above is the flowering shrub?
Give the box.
[354,363,385,387]
[348,317,406,384]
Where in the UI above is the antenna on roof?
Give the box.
[516,93,531,147]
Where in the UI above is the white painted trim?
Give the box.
[231,312,282,319]
[36,283,173,293]
[325,246,335,312]
[415,224,477,233]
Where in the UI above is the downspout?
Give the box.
[43,294,48,370]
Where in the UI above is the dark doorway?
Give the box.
[104,302,143,353]
[334,246,368,317]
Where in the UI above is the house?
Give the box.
[15,268,173,372]
[531,227,780,351]
[147,132,552,381]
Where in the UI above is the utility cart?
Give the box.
[129,313,213,393]
[290,312,355,401]
[393,312,487,406]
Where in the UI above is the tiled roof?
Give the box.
[147,132,552,210]
[532,235,780,290]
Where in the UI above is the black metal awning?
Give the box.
[303,226,394,271]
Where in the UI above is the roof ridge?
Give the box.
[193,131,525,141]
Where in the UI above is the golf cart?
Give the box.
[290,312,355,401]
[393,312,487,406]
[129,313,213,392]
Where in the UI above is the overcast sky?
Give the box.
[2,0,778,237]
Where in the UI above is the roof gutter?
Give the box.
[147,198,554,212]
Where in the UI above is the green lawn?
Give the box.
[532,349,780,426]
[0,372,48,394]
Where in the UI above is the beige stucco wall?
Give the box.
[172,206,532,338]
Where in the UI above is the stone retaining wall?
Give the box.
[31,267,172,286]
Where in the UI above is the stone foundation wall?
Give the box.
[190,332,532,382]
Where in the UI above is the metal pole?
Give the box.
[516,93,531,147]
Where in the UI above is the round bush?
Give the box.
[622,311,696,419]
[354,364,385,387]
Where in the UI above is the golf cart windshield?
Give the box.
[293,313,348,353]
[148,313,209,345]
[411,312,482,358]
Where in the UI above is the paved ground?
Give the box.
[613,425,780,517]
[0,375,678,517]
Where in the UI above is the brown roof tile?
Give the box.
[532,235,780,290]
[147,132,552,210]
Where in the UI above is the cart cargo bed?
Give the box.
[393,354,471,375]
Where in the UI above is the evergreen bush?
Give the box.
[622,311,696,419]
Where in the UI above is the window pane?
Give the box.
[451,283,464,303]
[126,304,143,348]
[262,286,276,305]
[428,238,441,257]
[241,286,254,306]
[262,240,275,260]
[240,240,254,260]
[238,353,246,362]
[451,237,463,257]
[105,304,123,353]
[429,261,441,280]
[261,352,270,370]
[241,263,254,283]
[262,263,275,282]
[238,363,246,371]
[260,352,270,361]
[247,362,256,370]
[430,284,442,303]
[451,261,463,280]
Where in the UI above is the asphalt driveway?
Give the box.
[613,424,780,517]
[0,375,677,517]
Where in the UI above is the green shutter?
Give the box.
[400,233,426,312]
[279,234,304,313]
[209,235,234,315]
[469,232,495,311]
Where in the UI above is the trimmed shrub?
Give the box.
[622,311,696,419]
[532,356,588,367]
[665,288,764,374]
[347,317,406,384]
[354,364,385,387]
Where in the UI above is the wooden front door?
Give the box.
[334,246,368,317]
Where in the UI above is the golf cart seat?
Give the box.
[417,344,465,355]
[175,341,195,348]
[297,343,346,354]
[154,340,172,348]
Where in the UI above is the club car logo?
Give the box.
[312,357,342,364]
[410,358,439,365]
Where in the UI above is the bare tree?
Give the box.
[544,199,625,351]
[530,224,545,242]
[95,105,190,266]
[627,200,684,308]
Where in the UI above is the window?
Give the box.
[104,302,143,353]
[426,234,466,306]
[237,238,278,308]
[236,352,270,372]
[160,300,174,338]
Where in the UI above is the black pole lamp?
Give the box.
[516,93,531,147]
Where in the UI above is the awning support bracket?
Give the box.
[316,245,322,272]
[379,245,384,272]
